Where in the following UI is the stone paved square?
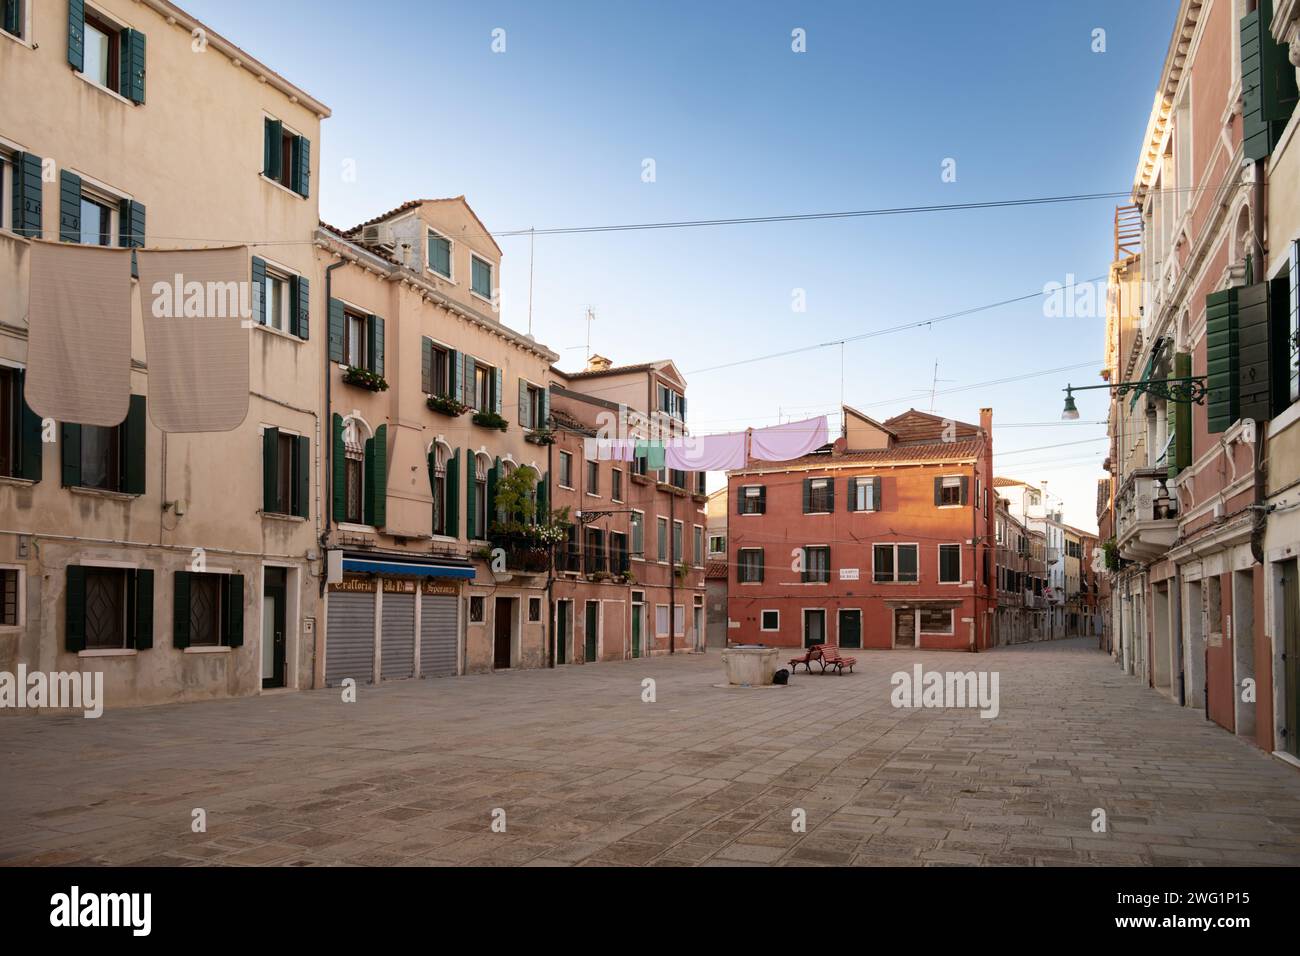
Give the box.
[1,639,1298,866]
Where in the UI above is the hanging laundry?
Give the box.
[25,241,133,427]
[635,441,667,470]
[748,415,829,462]
[137,247,250,432]
[664,431,747,471]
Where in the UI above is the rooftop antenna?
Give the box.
[585,307,596,363]
[527,227,536,336]
[928,360,955,412]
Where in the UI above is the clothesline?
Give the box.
[583,415,829,471]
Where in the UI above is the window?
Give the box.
[656,517,669,562]
[188,574,224,647]
[474,455,489,538]
[938,476,963,506]
[802,546,830,583]
[519,381,544,429]
[528,596,541,622]
[803,477,833,513]
[849,476,877,512]
[657,384,685,421]
[2,0,25,40]
[611,468,623,502]
[708,534,726,555]
[738,548,764,583]
[67,566,153,652]
[469,596,485,622]
[939,544,961,584]
[344,447,364,524]
[82,11,121,93]
[655,604,670,637]
[558,451,573,489]
[262,427,308,518]
[631,451,648,477]
[738,484,765,515]
[609,531,629,574]
[431,444,449,535]
[83,567,126,648]
[345,309,368,369]
[64,396,146,494]
[0,366,39,480]
[668,468,687,490]
[474,363,493,411]
[471,255,493,299]
[263,269,292,333]
[1289,241,1299,405]
[630,511,645,557]
[79,195,113,246]
[693,526,703,566]
[760,610,779,632]
[919,608,953,634]
[672,520,683,563]
[262,118,310,197]
[428,230,452,279]
[673,605,685,637]
[873,544,918,583]
[427,342,450,397]
[586,459,600,495]
[1,567,19,626]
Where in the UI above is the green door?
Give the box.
[632,603,642,658]
[584,601,599,662]
[838,609,861,649]
[556,601,568,665]
[1285,560,1299,758]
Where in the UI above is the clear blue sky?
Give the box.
[187,0,1178,531]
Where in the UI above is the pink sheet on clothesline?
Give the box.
[664,431,748,471]
[748,415,829,462]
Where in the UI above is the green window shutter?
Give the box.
[757,549,765,583]
[959,476,970,505]
[1241,1,1298,161]
[487,457,500,530]
[65,566,87,652]
[3,0,19,36]
[872,476,882,511]
[445,448,460,538]
[118,198,145,248]
[536,471,548,520]
[541,385,550,426]
[67,0,84,71]
[12,152,43,239]
[123,394,147,494]
[251,256,267,326]
[61,422,82,486]
[328,298,345,362]
[223,574,244,647]
[173,570,191,649]
[801,478,811,512]
[1206,288,1240,433]
[493,368,503,414]
[264,118,283,180]
[293,275,309,340]
[463,355,476,406]
[58,170,81,243]
[449,349,461,399]
[933,477,942,506]
[294,435,310,518]
[331,413,345,521]
[294,135,310,198]
[422,337,434,394]
[827,479,835,513]
[133,568,154,650]
[119,28,145,104]
[465,451,477,539]
[1237,279,1282,423]
[368,315,384,376]
[518,378,530,427]
[365,424,387,527]
[846,478,857,512]
[1172,352,1193,478]
[262,426,280,512]
[16,370,43,482]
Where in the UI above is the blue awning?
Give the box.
[342,559,475,580]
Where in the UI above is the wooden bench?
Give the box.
[788,644,823,674]
[816,644,857,675]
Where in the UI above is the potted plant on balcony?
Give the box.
[524,427,556,446]
[674,560,692,581]
[472,410,509,432]
[343,366,389,392]
[619,569,636,585]
[427,393,468,417]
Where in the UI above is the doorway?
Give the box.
[803,609,826,648]
[894,609,915,648]
[556,600,570,665]
[584,600,599,662]
[1282,559,1299,758]
[838,609,861,649]
[493,596,513,669]
[262,567,287,689]
[631,593,643,658]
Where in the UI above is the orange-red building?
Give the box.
[726,407,996,651]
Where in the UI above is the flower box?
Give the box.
[472,411,508,432]
[343,366,389,392]
[427,394,468,417]
[524,428,556,446]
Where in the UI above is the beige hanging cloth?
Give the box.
[25,240,133,427]
[137,246,250,432]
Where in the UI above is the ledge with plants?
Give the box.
[674,560,693,580]
[427,394,468,417]
[342,366,389,392]
[524,427,556,446]
[472,410,509,432]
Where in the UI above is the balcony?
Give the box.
[1115,467,1178,563]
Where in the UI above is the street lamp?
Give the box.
[1060,375,1209,420]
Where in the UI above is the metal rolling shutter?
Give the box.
[325,591,375,687]
[420,593,458,678]
[381,592,415,680]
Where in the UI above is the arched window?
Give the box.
[432,442,451,535]
[342,417,370,525]
[473,453,490,538]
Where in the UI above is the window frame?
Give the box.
[802,545,831,584]
[938,475,963,507]
[938,543,962,584]
[873,543,919,583]
[656,516,669,563]
[558,451,573,490]
[585,459,600,497]
[0,564,24,628]
[611,467,623,503]
[470,254,493,301]
[737,547,764,584]
[760,609,780,632]
[851,475,876,512]
[738,484,765,515]
[427,228,454,281]
[469,595,485,623]
[708,534,726,555]
[919,607,954,636]
[629,509,644,560]
[804,477,833,515]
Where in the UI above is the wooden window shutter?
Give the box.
[518,378,530,427]
[449,349,461,400]
[463,355,476,406]
[119,28,146,104]
[826,479,835,513]
[328,298,345,363]
[58,170,81,243]
[251,257,267,326]
[872,476,882,511]
[263,118,283,180]
[541,385,550,426]
[422,337,434,394]
[960,476,970,505]
[262,426,280,512]
[292,275,309,340]
[67,0,85,71]
[61,422,82,486]
[1237,279,1284,423]
[65,566,87,652]
[757,485,766,513]
[132,568,154,649]
[1172,352,1193,477]
[801,478,812,513]
[487,457,501,526]
[757,549,765,583]
[3,0,20,38]
[12,152,44,238]
[294,136,311,198]
[123,395,147,495]
[1241,1,1299,161]
[222,574,245,647]
[118,198,145,248]
[294,435,310,518]
[365,424,387,527]
[493,368,503,415]
[445,448,460,538]
[367,315,384,376]
[331,413,345,522]
[172,570,191,649]
[536,471,548,519]
[933,477,942,506]
[1206,288,1240,432]
[16,370,43,482]
[465,451,477,539]
[846,478,857,512]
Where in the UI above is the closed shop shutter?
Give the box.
[325,590,374,686]
[420,593,458,677]
[381,591,415,680]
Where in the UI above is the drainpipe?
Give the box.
[321,257,346,550]
[1249,160,1270,568]
[545,427,555,667]
[669,472,676,655]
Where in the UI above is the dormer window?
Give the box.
[471,255,492,299]
[428,230,452,279]
[262,117,310,198]
[72,5,145,104]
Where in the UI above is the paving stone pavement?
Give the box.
[1,638,1298,866]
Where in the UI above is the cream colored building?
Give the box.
[0,0,328,706]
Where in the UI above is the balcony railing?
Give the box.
[1115,466,1179,562]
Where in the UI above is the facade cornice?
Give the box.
[1134,0,1205,204]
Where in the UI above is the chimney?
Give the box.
[586,353,613,372]
[979,407,993,436]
